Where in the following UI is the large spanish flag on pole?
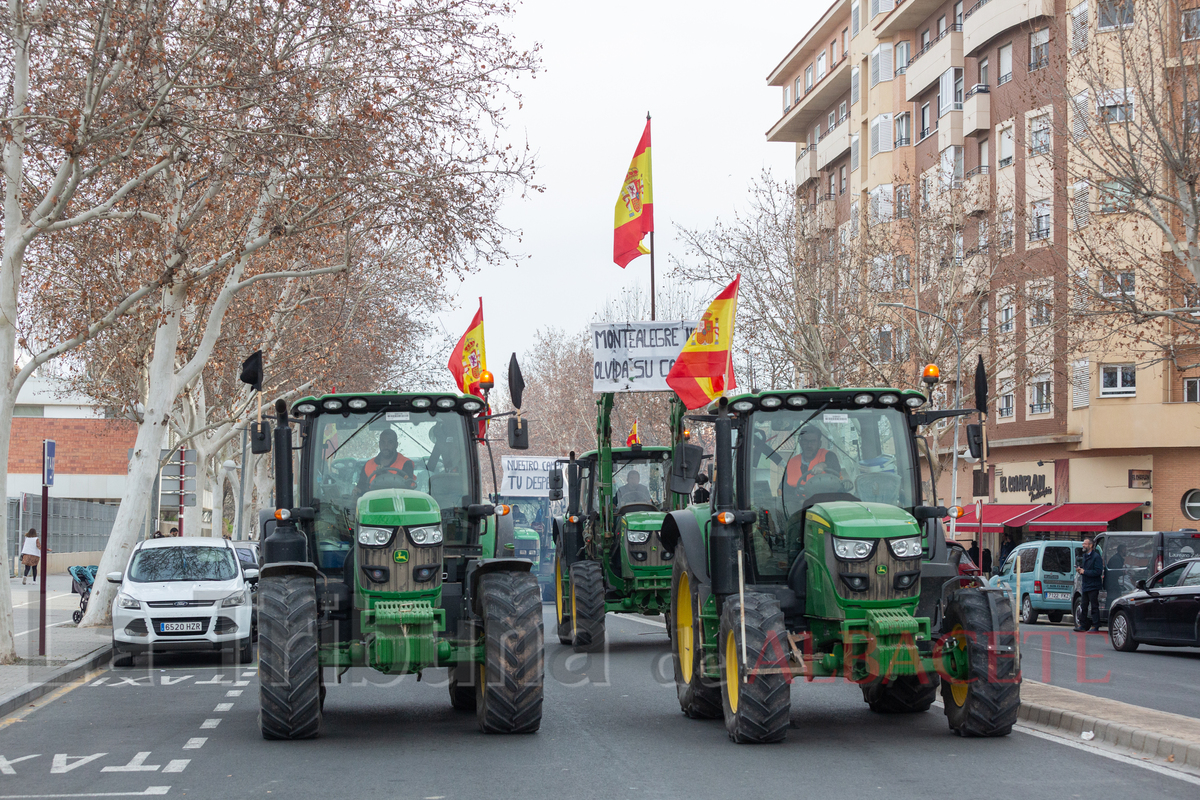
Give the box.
[666,275,741,410]
[613,119,653,268]
[448,298,487,399]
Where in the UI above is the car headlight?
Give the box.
[627,529,651,544]
[888,535,923,559]
[221,589,249,607]
[408,525,443,546]
[117,593,141,610]
[832,536,875,560]
[358,526,395,547]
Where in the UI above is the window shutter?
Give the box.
[879,44,893,82]
[1072,91,1089,141]
[851,134,860,171]
[1072,269,1089,311]
[1072,181,1090,229]
[881,0,894,13]
[879,113,894,152]
[871,0,879,18]
[870,119,880,157]
[1071,3,1090,53]
[851,66,860,105]
[870,49,880,87]
[1072,360,1090,408]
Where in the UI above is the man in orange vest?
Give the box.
[355,429,416,495]
[784,427,840,488]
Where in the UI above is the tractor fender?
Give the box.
[468,558,534,615]
[659,510,709,586]
[493,511,517,557]
[259,560,320,581]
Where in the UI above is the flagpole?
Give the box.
[650,230,656,321]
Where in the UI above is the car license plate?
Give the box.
[1045,592,1070,601]
[160,621,203,633]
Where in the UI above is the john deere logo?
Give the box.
[876,564,888,575]
[393,549,410,564]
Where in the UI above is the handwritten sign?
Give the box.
[590,321,697,393]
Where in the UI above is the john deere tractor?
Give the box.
[251,388,543,739]
[661,388,1020,743]
[493,496,556,600]
[550,393,701,652]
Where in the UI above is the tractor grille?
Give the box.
[834,542,922,602]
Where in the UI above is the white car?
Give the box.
[109,537,258,666]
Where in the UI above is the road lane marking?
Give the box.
[90,678,110,687]
[13,622,70,638]
[0,789,170,798]
[232,681,250,686]
[241,671,255,677]
[199,719,221,729]
[618,615,666,629]
[213,703,232,712]
[182,739,206,750]
[50,754,107,774]
[225,690,242,697]
[1,670,103,731]
[1016,725,1200,786]
[158,676,192,686]
[111,678,150,688]
[102,753,161,772]
[13,593,73,608]
[0,755,39,775]
[162,760,189,774]
[195,675,231,685]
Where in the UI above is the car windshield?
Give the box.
[745,406,916,577]
[310,409,473,549]
[128,547,238,582]
[612,457,667,510]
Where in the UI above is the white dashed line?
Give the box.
[241,671,255,677]
[162,759,190,773]
[225,690,242,697]
[619,615,667,629]
[200,719,221,730]
[232,681,250,687]
[182,738,207,750]
[214,703,233,712]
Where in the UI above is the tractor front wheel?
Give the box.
[940,588,1021,737]
[718,592,791,743]
[476,571,544,734]
[861,674,938,713]
[670,546,721,719]
[554,554,572,645]
[258,575,322,740]
[568,560,605,653]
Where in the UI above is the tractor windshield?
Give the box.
[746,406,917,577]
[309,410,473,553]
[611,457,667,511]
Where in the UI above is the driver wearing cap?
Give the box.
[356,429,415,495]
[785,427,841,487]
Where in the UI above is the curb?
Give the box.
[1020,700,1200,770]
[0,645,111,718]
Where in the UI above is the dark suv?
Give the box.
[1072,530,1200,625]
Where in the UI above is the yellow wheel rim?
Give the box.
[478,662,486,703]
[725,630,740,713]
[555,558,564,624]
[676,573,694,680]
[946,625,970,707]
[571,583,578,640]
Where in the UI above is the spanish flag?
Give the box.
[666,275,741,410]
[448,298,487,398]
[613,119,653,268]
[626,420,640,447]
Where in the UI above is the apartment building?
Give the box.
[767,0,1200,540]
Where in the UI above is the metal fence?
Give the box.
[7,494,120,570]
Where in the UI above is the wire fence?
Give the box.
[7,494,120,571]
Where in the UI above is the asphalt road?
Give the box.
[1017,620,1200,719]
[1,608,1196,800]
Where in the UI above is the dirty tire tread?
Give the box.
[258,575,321,740]
[569,560,606,653]
[941,588,1021,737]
[862,674,939,713]
[476,571,544,733]
[670,546,722,719]
[720,593,791,743]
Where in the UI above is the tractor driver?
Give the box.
[616,469,654,508]
[785,427,841,489]
[355,429,416,495]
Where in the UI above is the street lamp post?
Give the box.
[880,302,963,514]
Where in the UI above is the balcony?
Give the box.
[875,0,954,37]
[964,167,991,214]
[905,25,963,101]
[766,57,851,143]
[938,109,963,150]
[795,147,818,186]
[963,85,990,136]
[963,0,1054,57]
[817,119,851,170]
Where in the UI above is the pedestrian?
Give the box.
[169,527,179,537]
[968,540,981,567]
[1076,535,1104,632]
[999,532,1016,565]
[20,528,50,584]
[982,548,993,575]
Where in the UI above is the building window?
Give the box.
[978,57,989,86]
[1099,180,1132,212]
[1098,0,1133,31]
[1098,89,1134,122]
[897,254,911,287]
[1030,198,1051,241]
[783,86,791,111]
[851,133,860,171]
[816,51,827,81]
[1100,271,1135,298]
[895,112,911,147]
[980,298,989,334]
[1073,180,1091,229]
[998,43,1013,84]
[955,1,963,25]
[829,111,837,132]
[13,404,44,417]
[870,183,894,222]
[1100,364,1136,396]
[1029,28,1049,71]
[999,295,1015,332]
[870,113,894,157]
[850,201,859,237]
[1000,209,1014,249]
[895,41,910,73]
[852,1,860,36]
[1030,113,1051,154]
[976,217,990,252]
[896,184,911,218]
[805,66,814,92]
[840,101,848,122]
[940,145,964,189]
[829,174,837,197]
[1030,292,1052,326]
[1072,3,1090,52]
[870,43,894,87]
[998,125,1014,168]
[844,27,850,53]
[937,15,946,35]
[832,39,840,64]
[851,66,860,105]
[840,165,847,194]
[1030,376,1052,414]
[939,68,964,116]
[920,103,931,139]
[1182,488,1200,520]
[1185,377,1200,402]
[1185,9,1200,41]
[999,388,1015,418]
[978,138,989,170]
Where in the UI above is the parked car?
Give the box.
[108,537,258,666]
[232,542,260,640]
[990,540,1081,624]
[1072,530,1200,626]
[1108,557,1200,651]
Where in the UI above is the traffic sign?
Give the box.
[42,440,55,487]
[162,494,198,507]
[161,463,198,478]
[160,479,197,493]
[160,448,199,463]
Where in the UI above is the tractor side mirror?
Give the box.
[507,417,529,450]
[548,467,564,501]
[670,442,704,495]
[250,420,272,454]
[966,423,984,460]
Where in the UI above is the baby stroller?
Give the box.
[68,565,98,624]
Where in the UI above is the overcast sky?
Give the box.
[436,0,818,367]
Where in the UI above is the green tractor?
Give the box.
[252,388,543,739]
[492,497,556,601]
[661,388,1020,743]
[550,393,701,652]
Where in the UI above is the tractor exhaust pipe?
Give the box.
[262,399,308,565]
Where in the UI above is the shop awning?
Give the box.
[1023,502,1144,533]
[946,504,1051,534]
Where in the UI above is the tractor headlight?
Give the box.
[888,535,924,559]
[221,589,249,607]
[407,525,443,546]
[117,593,141,610]
[627,529,651,544]
[832,536,875,561]
[358,526,395,547]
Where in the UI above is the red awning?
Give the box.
[946,504,1050,534]
[1024,502,1144,533]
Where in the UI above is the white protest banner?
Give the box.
[500,455,561,497]
[591,321,698,393]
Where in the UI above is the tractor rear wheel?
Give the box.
[449,661,477,711]
[568,560,605,653]
[258,575,322,740]
[861,675,938,713]
[718,592,791,743]
[940,588,1020,737]
[476,571,544,734]
[670,546,721,719]
[554,554,572,645]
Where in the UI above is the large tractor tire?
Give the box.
[476,571,544,734]
[568,560,606,653]
[861,674,938,713]
[258,575,322,740]
[670,546,722,719]
[449,661,477,711]
[554,554,573,645]
[718,592,791,743]
[940,588,1021,737]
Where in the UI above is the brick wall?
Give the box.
[1151,448,1200,531]
[8,418,137,475]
